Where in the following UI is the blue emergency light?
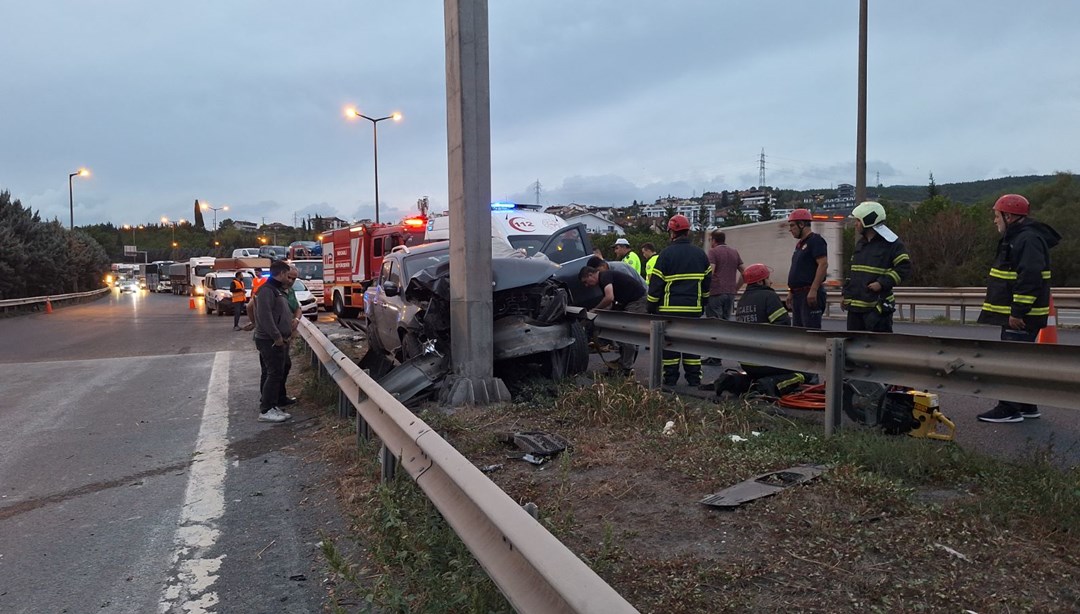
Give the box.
[490,201,516,210]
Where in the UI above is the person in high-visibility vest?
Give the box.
[613,238,642,276]
[230,272,248,331]
[976,194,1060,424]
[641,242,659,285]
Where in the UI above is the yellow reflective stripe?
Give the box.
[660,306,703,313]
[779,373,805,389]
[1029,307,1050,316]
[989,268,1017,280]
[851,265,888,274]
[892,253,910,265]
[646,295,660,302]
[1042,270,1052,279]
[768,307,787,323]
[982,303,1011,314]
[662,359,680,366]
[848,299,879,308]
[1013,294,1036,304]
[663,273,707,281]
[886,270,901,283]
[683,358,702,366]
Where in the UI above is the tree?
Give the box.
[193,199,206,230]
[663,204,677,221]
[757,201,773,221]
[696,202,710,230]
[928,172,939,198]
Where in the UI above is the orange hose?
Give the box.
[777,384,827,410]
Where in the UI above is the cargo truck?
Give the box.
[717,215,844,291]
[168,257,217,295]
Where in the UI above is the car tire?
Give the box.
[205,302,214,314]
[333,292,359,319]
[566,320,589,375]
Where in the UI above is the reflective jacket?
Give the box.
[735,284,790,326]
[842,233,911,313]
[231,278,247,303]
[647,237,711,315]
[978,217,1059,330]
[644,254,658,284]
[622,250,643,276]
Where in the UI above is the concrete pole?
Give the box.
[442,0,509,405]
[856,0,868,203]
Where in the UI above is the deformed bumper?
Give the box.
[492,316,573,361]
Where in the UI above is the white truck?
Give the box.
[168,257,217,295]
[717,216,844,291]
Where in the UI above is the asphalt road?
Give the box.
[0,289,345,613]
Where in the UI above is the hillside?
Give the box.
[794,174,1066,206]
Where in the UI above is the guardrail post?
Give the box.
[648,320,666,389]
[824,337,846,437]
[379,443,397,482]
[960,305,967,324]
[337,389,351,419]
[309,346,318,370]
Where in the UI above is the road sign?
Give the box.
[124,245,136,255]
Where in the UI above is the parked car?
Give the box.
[155,279,172,293]
[292,279,318,320]
[119,279,140,293]
[258,245,287,261]
[363,234,591,380]
[203,272,252,315]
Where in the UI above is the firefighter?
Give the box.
[647,214,711,386]
[786,208,829,329]
[842,201,911,332]
[976,194,1060,423]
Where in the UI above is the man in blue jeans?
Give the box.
[253,260,296,423]
[785,209,829,328]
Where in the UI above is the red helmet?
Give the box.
[788,208,813,222]
[993,194,1029,216]
[667,214,691,232]
[743,263,770,285]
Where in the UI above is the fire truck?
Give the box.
[322,217,427,318]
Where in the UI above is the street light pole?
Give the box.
[68,168,90,230]
[345,108,402,224]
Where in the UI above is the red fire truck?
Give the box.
[322,217,427,318]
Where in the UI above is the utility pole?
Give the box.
[856,0,868,203]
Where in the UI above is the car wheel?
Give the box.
[566,320,589,375]
[547,346,570,381]
[205,302,214,314]
[333,292,359,319]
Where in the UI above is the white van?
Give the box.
[232,248,260,258]
[426,203,570,257]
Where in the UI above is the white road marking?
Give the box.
[159,351,231,613]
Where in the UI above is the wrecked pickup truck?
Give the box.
[363,230,592,382]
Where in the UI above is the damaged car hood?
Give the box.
[406,256,562,300]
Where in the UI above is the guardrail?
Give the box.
[295,318,639,614]
[785,287,1080,324]
[0,287,110,310]
[589,310,1080,435]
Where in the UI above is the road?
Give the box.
[0,290,345,613]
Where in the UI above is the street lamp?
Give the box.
[122,224,145,263]
[68,168,90,230]
[162,217,186,248]
[345,106,402,224]
[199,201,229,231]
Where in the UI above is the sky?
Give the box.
[2,1,1077,229]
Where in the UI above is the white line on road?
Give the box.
[159,351,231,614]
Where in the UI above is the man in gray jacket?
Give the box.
[254,260,296,423]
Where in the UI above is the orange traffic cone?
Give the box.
[1037,296,1058,344]
[189,296,196,310]
[45,298,53,314]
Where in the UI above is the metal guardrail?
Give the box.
[295,318,638,614]
[590,310,1080,435]
[0,287,110,309]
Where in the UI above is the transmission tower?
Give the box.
[759,148,766,188]
[533,180,542,205]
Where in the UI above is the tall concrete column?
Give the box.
[442,0,509,405]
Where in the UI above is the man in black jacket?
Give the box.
[976,194,1060,423]
[253,260,296,423]
[647,214,711,386]
[842,201,911,332]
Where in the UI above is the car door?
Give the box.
[369,258,400,352]
[536,223,598,306]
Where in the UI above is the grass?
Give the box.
[308,370,1080,613]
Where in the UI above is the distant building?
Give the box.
[310,216,350,232]
[822,183,857,210]
[565,212,625,235]
[233,220,258,232]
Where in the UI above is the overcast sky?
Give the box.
[2,1,1077,228]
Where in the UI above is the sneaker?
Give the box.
[1020,409,1041,419]
[242,322,255,331]
[279,396,298,407]
[233,325,242,331]
[977,405,1023,423]
[258,407,291,423]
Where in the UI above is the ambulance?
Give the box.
[426,202,572,257]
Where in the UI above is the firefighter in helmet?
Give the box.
[976,194,1060,423]
[646,214,711,386]
[842,201,911,332]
